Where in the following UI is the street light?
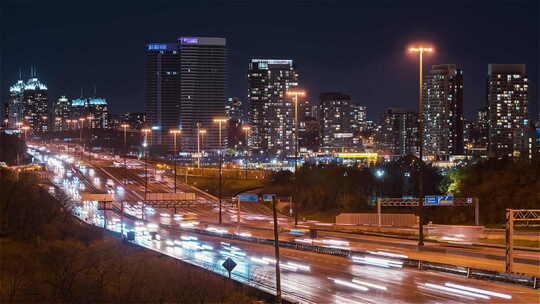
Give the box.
[21,125,30,141]
[169,129,181,194]
[213,118,227,225]
[286,88,306,226]
[119,123,130,238]
[79,118,86,161]
[141,128,152,219]
[409,45,433,246]
[242,125,251,180]
[197,129,207,168]
[375,169,385,199]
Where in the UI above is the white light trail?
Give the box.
[444,283,512,299]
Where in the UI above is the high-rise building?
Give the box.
[423,64,464,157]
[7,79,25,128]
[145,37,227,153]
[376,108,418,156]
[351,104,368,135]
[248,59,299,156]
[54,96,71,131]
[226,97,244,122]
[87,98,108,129]
[23,77,49,133]
[487,64,528,158]
[145,42,181,151]
[320,92,356,151]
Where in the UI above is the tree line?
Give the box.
[264,156,538,226]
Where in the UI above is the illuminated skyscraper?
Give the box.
[7,79,25,128]
[487,64,528,158]
[423,64,464,157]
[320,92,356,151]
[22,76,49,133]
[248,59,299,156]
[145,37,226,153]
[54,96,71,131]
[376,108,418,156]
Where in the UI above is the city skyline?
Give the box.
[1,1,538,121]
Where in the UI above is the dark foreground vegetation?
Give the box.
[0,168,254,303]
[0,133,28,165]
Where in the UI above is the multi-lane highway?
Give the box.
[31,144,540,304]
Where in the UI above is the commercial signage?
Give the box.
[180,37,199,44]
[424,195,454,206]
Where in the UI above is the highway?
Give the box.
[30,144,540,303]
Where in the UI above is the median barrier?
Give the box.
[111,207,538,289]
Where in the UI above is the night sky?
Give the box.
[1,0,538,121]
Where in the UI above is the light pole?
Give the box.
[79,118,85,161]
[197,129,206,168]
[87,115,94,152]
[120,123,130,238]
[409,45,433,246]
[169,129,181,193]
[242,125,251,180]
[213,118,227,224]
[286,89,306,226]
[21,126,30,141]
[141,128,152,220]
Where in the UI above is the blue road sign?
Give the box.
[237,194,259,202]
[262,194,276,202]
[424,195,454,206]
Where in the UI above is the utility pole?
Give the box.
[505,209,514,273]
[272,196,282,302]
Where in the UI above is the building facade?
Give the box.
[487,64,528,158]
[320,92,356,151]
[22,77,49,133]
[145,37,227,154]
[54,96,71,131]
[247,59,299,157]
[7,80,25,128]
[376,108,418,156]
[423,64,464,158]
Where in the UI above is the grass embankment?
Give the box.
[0,168,255,303]
[183,175,265,197]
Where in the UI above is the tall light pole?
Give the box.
[87,115,94,152]
[409,45,433,246]
[213,118,227,224]
[79,118,85,161]
[119,123,130,238]
[169,129,181,193]
[287,89,306,226]
[21,126,30,141]
[141,128,152,220]
[197,129,206,168]
[242,125,251,180]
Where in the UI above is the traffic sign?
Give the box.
[262,194,276,202]
[424,195,454,206]
[237,194,259,202]
[222,257,237,278]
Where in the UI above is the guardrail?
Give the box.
[114,207,539,289]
